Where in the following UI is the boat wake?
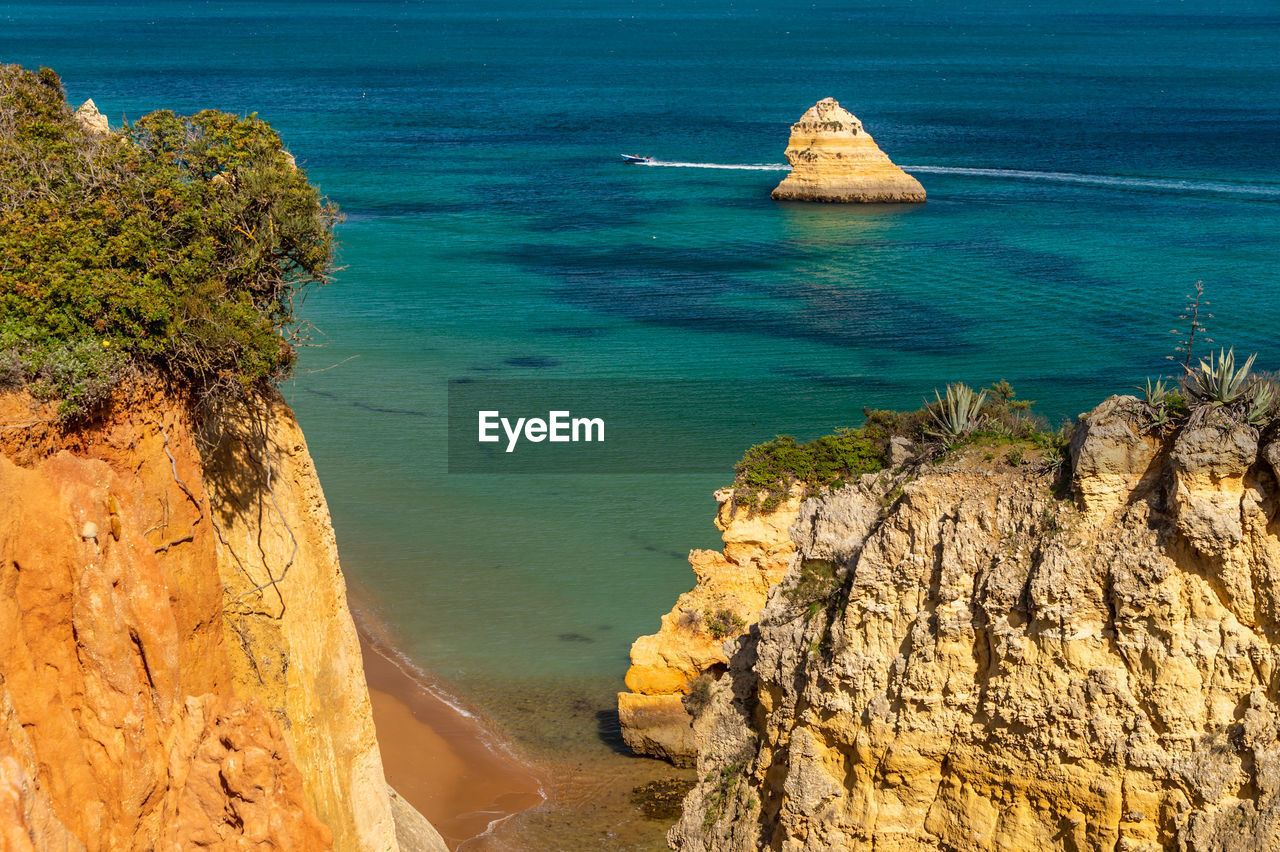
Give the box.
[641,160,788,171]
[903,165,1280,198]
[640,159,1278,198]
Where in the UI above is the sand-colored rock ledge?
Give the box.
[618,488,804,765]
[771,98,925,203]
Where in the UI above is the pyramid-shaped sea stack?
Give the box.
[771,98,925,203]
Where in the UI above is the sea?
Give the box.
[4,0,1278,846]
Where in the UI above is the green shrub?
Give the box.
[703,764,742,826]
[703,608,746,640]
[733,427,885,512]
[862,405,933,445]
[791,559,840,605]
[683,671,716,716]
[1,333,126,415]
[734,382,1057,510]
[0,64,338,417]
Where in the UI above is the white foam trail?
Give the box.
[902,165,1280,198]
[458,809,525,851]
[641,159,1279,198]
[377,640,479,719]
[641,160,789,171]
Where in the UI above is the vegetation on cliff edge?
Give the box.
[733,379,1063,512]
[0,64,338,416]
[733,428,885,513]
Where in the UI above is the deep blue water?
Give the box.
[4,0,1278,752]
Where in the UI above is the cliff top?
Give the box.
[0,64,337,419]
[731,379,1058,513]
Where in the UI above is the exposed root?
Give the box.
[154,424,203,553]
[229,400,297,618]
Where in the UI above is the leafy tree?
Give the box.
[0,64,338,416]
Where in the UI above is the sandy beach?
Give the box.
[359,632,546,850]
[354,600,694,852]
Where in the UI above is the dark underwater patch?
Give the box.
[303,388,431,418]
[769,366,901,391]
[534,326,607,337]
[497,240,971,356]
[504,355,561,368]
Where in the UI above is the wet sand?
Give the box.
[354,602,692,852]
[359,634,546,849]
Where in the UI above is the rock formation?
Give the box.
[73,99,108,135]
[771,98,925,203]
[667,397,1280,851]
[618,488,804,765]
[0,387,446,852]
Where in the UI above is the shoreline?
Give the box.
[349,593,694,851]
[355,611,547,850]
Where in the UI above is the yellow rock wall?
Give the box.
[204,394,402,852]
[619,488,804,765]
[670,397,1280,851]
[771,97,926,203]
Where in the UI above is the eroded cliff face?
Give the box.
[619,489,804,765]
[770,98,925,204]
[670,396,1280,851]
[204,395,408,852]
[0,387,439,851]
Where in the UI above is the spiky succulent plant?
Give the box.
[1247,380,1276,425]
[1138,377,1172,407]
[1187,348,1256,405]
[927,382,987,441]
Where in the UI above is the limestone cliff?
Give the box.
[771,98,925,204]
[669,397,1280,851]
[0,387,445,852]
[619,489,804,765]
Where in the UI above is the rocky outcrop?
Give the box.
[771,98,925,203]
[0,387,441,851]
[669,397,1280,851]
[388,788,449,852]
[73,99,108,135]
[619,488,804,766]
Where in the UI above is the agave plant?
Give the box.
[1187,348,1256,405]
[927,382,987,440]
[1247,380,1276,425]
[1138,377,1172,407]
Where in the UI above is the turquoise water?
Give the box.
[6,1,1279,750]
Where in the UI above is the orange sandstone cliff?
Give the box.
[771,98,925,203]
[0,387,445,851]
